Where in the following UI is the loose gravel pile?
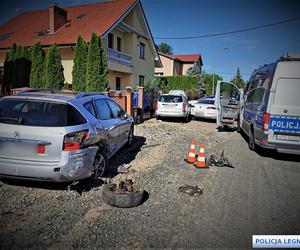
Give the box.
[0,119,229,249]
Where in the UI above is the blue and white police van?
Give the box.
[215,53,300,155]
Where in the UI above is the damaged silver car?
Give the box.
[0,90,134,182]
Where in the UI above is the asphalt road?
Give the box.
[180,120,300,248]
[0,119,299,249]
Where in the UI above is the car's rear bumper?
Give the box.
[0,146,98,182]
[155,110,187,118]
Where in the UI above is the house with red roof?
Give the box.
[155,52,203,76]
[0,0,161,90]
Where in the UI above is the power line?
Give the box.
[154,17,300,40]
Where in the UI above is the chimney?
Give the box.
[49,4,68,34]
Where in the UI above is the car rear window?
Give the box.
[197,99,215,104]
[0,99,86,127]
[159,95,183,103]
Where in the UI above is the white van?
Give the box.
[216,53,300,155]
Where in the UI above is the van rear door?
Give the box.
[268,61,300,143]
[215,81,241,127]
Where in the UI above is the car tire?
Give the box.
[126,127,134,146]
[91,148,108,180]
[248,128,256,151]
[102,184,145,208]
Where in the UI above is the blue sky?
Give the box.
[1,0,299,81]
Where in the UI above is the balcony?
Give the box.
[106,48,132,67]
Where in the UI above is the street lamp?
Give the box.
[212,47,229,95]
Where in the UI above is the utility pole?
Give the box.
[212,47,229,95]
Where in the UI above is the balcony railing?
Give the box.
[106,48,132,67]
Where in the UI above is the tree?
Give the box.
[72,36,88,91]
[99,35,109,91]
[186,63,201,77]
[200,71,223,95]
[44,44,65,90]
[30,42,45,88]
[157,42,173,55]
[12,45,23,88]
[86,32,109,92]
[3,43,17,93]
[17,46,31,87]
[231,67,246,88]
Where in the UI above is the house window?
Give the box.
[116,77,121,90]
[139,42,145,59]
[108,33,114,49]
[117,37,122,52]
[139,75,145,86]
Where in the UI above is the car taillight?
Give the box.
[182,103,187,111]
[63,130,89,151]
[263,112,270,131]
[37,144,46,154]
[155,102,158,110]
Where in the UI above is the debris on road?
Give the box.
[117,163,132,173]
[102,178,146,208]
[178,185,203,197]
[207,150,234,168]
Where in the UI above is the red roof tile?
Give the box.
[0,0,136,49]
[171,54,202,63]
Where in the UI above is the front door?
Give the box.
[215,80,241,127]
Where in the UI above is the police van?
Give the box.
[215,53,300,155]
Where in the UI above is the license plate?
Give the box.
[276,134,300,142]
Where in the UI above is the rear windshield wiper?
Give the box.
[0,117,23,124]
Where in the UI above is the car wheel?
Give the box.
[102,183,145,208]
[156,115,160,120]
[91,148,108,180]
[127,127,134,146]
[248,128,255,151]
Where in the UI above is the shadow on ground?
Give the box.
[0,135,146,194]
[240,131,300,162]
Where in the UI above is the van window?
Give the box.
[245,87,265,110]
[0,99,86,126]
[273,78,300,107]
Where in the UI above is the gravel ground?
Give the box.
[1,118,299,249]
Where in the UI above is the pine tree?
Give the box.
[17,46,31,87]
[72,35,88,91]
[99,36,109,91]
[3,43,17,93]
[30,42,45,88]
[12,45,23,88]
[44,44,65,90]
[231,67,245,88]
[86,32,102,92]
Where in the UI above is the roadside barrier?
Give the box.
[185,138,197,163]
[194,144,208,168]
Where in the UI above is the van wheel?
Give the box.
[248,129,256,151]
[91,148,108,179]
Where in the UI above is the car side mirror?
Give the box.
[190,104,195,108]
[123,113,128,119]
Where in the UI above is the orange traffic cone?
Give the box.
[194,144,208,168]
[185,139,197,164]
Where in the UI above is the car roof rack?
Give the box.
[16,88,57,95]
[74,92,104,99]
[278,53,300,62]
